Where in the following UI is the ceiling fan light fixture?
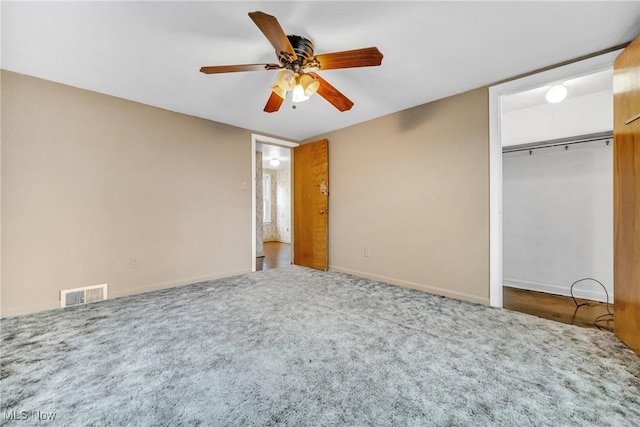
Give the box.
[300,73,320,96]
[269,158,280,167]
[546,84,568,104]
[292,84,310,103]
[276,69,296,91]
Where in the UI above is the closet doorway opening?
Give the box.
[252,134,298,272]
[501,132,613,329]
[489,49,622,330]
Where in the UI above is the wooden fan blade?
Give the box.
[249,11,297,61]
[315,47,383,70]
[309,73,354,112]
[200,63,280,74]
[264,91,285,113]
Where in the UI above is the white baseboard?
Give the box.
[0,269,251,319]
[1,301,61,319]
[108,269,251,300]
[503,278,612,303]
[328,265,490,306]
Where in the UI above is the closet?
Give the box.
[502,134,613,302]
[500,67,614,309]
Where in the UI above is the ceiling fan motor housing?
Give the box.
[284,35,316,70]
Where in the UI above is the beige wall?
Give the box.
[2,70,490,316]
[319,88,490,304]
[1,71,253,317]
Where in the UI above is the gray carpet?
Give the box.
[1,265,639,426]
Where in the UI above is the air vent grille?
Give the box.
[60,284,108,308]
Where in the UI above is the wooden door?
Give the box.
[293,139,329,270]
[613,35,640,355]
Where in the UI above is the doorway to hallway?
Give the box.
[252,134,298,272]
[256,242,291,271]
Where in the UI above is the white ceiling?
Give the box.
[501,68,614,113]
[2,1,639,141]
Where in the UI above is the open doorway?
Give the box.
[488,49,622,329]
[501,132,614,329]
[251,134,299,272]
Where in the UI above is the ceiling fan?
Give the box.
[200,11,383,113]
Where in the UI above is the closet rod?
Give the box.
[502,131,613,154]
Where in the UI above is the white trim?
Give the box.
[504,279,612,304]
[329,265,490,306]
[1,269,246,318]
[251,133,299,272]
[489,85,503,308]
[251,140,257,272]
[253,134,299,148]
[488,49,622,308]
[108,270,250,299]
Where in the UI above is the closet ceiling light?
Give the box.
[546,84,568,103]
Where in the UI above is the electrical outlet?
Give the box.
[130,258,140,269]
[364,248,370,257]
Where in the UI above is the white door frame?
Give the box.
[488,49,622,308]
[251,134,299,272]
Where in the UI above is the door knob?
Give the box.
[320,210,328,214]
